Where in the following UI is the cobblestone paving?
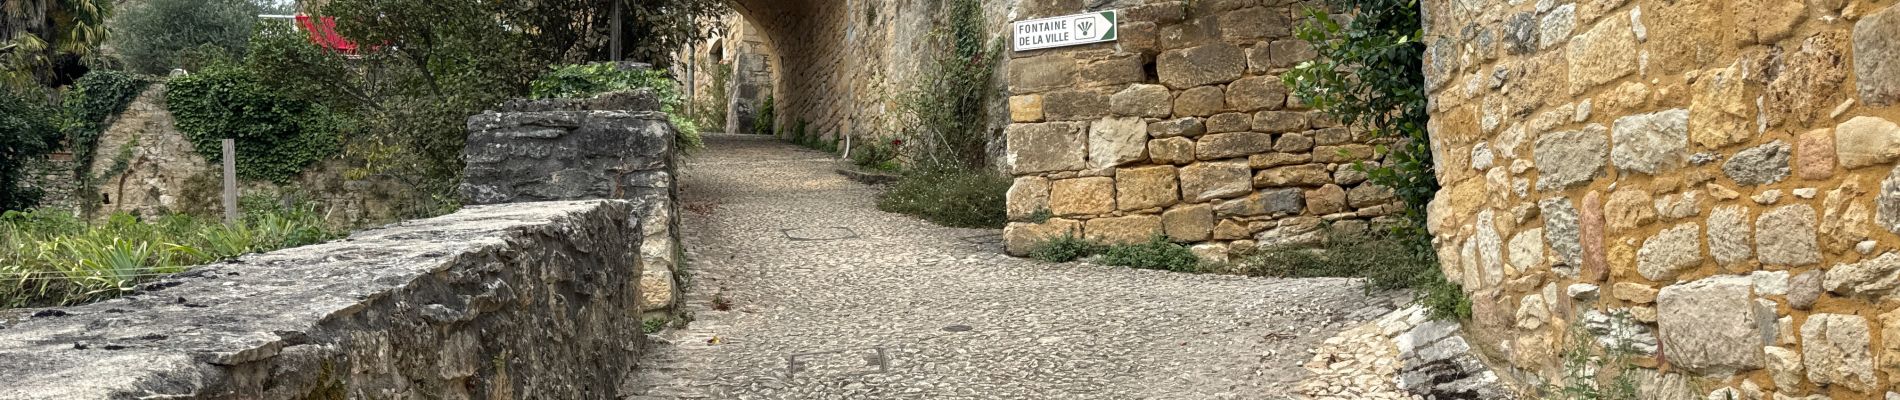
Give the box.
[625,134,1405,399]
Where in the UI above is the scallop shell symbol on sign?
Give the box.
[1069,12,1116,40]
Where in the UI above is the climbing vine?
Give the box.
[61,70,151,184]
[1286,0,1467,319]
[892,0,1001,171]
[166,65,344,183]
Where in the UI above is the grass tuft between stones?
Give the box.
[874,169,1009,229]
[1234,231,1470,320]
[1028,235,1202,272]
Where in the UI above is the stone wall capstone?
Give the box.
[1422,0,1900,397]
[0,200,649,399]
[999,0,1396,262]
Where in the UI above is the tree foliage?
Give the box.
[1,0,114,89]
[109,0,259,74]
[0,89,62,211]
[166,63,343,183]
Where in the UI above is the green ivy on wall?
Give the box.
[62,70,153,184]
[166,65,343,183]
[529,63,703,150]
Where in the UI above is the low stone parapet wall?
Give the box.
[0,200,649,399]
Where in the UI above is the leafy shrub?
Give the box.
[167,64,345,183]
[850,139,902,172]
[753,95,775,135]
[1098,236,1202,272]
[0,200,340,307]
[110,0,259,74]
[1028,234,1102,263]
[874,169,1009,229]
[530,63,702,150]
[0,89,62,211]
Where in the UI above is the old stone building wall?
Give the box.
[997,0,1400,262]
[1421,0,1900,397]
[86,84,211,218]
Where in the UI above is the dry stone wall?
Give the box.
[1422,0,1900,397]
[999,0,1401,261]
[0,200,650,399]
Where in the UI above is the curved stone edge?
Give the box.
[0,200,648,399]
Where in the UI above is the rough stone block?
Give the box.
[1314,144,1376,163]
[1801,313,1877,393]
[1149,118,1206,138]
[1253,164,1331,187]
[1823,251,1900,298]
[1251,111,1309,133]
[1249,152,1311,168]
[1306,184,1348,215]
[1157,43,1247,89]
[1206,112,1253,133]
[1116,165,1180,211]
[1007,176,1052,221]
[463,111,675,205]
[1225,75,1288,112]
[1006,121,1088,174]
[1690,65,1753,148]
[1180,161,1254,201]
[1566,14,1639,94]
[1346,184,1395,208]
[1542,198,1584,269]
[1604,189,1657,233]
[1042,89,1112,121]
[1656,275,1763,375]
[1610,109,1689,175]
[1756,204,1819,266]
[1722,140,1791,186]
[1836,116,1900,169]
[1195,131,1274,160]
[1079,54,1147,88]
[1533,124,1609,191]
[1049,177,1115,216]
[1009,54,1077,93]
[1089,117,1151,169]
[1111,84,1173,118]
[1149,137,1197,165]
[1636,222,1704,281]
[1274,132,1315,153]
[1796,128,1836,180]
[1085,214,1165,245]
[1856,5,1900,106]
[1174,86,1228,117]
[1005,219,1083,256]
[1214,188,1303,217]
[1010,95,1046,123]
[1163,203,1215,242]
[1217,7,1289,42]
[1708,205,1752,267]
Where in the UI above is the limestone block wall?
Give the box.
[86,84,212,218]
[462,90,683,314]
[0,200,650,399]
[1421,0,1900,396]
[998,0,1401,261]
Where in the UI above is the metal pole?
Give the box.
[611,1,624,62]
[222,139,239,226]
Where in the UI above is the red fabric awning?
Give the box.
[295,15,361,53]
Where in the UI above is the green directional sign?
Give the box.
[1013,10,1119,52]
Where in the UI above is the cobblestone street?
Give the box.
[626,134,1406,399]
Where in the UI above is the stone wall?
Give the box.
[462,90,683,314]
[998,0,1399,262]
[85,84,211,218]
[1421,0,1900,397]
[0,200,650,399]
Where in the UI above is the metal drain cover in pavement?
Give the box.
[787,348,889,380]
[783,227,859,241]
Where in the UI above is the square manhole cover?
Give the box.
[787,348,888,380]
[783,227,859,241]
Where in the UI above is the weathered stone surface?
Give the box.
[1735,0,1805,44]
[0,200,651,399]
[1213,219,1249,240]
[1656,275,1763,374]
[1085,214,1165,245]
[1079,55,1146,88]
[1539,4,1577,49]
[1149,118,1206,138]
[1605,189,1657,233]
[1787,270,1823,310]
[1637,222,1704,281]
[1508,228,1546,271]
[1801,313,1876,393]
[1543,198,1584,268]
[1581,191,1608,281]
[1882,309,1900,382]
[1614,282,1659,303]
[1216,188,1305,217]
[1824,251,1900,298]
[1089,117,1150,169]
[1764,346,1804,391]
[1205,113,1251,133]
[1049,177,1115,216]
[1796,128,1837,180]
[1254,164,1332,187]
[1855,5,1900,106]
[1116,166,1179,211]
[1765,33,1848,128]
[1690,65,1754,148]
[1180,161,1253,201]
[1610,109,1689,175]
[464,110,676,205]
[1010,95,1045,122]
[1004,219,1082,256]
[1534,125,1609,191]
[1314,144,1377,163]
[1006,122,1088,174]
[1723,141,1792,186]
[1174,86,1228,117]
[1306,184,1348,215]
[1347,184,1396,208]
[1007,176,1052,221]
[1226,75,1287,112]
[1333,167,1368,186]
[1756,204,1819,266]
[1251,111,1309,133]
[1879,165,1900,235]
[1008,54,1076,93]
[1149,137,1197,165]
[1217,7,1288,42]
[1162,203,1214,242]
[1274,132,1315,153]
[1249,152,1311,169]
[1503,12,1540,55]
[1708,205,1752,267]
[1110,84,1173,118]
[1566,14,1639,94]
[1255,216,1323,247]
[1158,43,1247,89]
[1837,116,1900,169]
[1042,89,1112,121]
[1196,131,1274,160]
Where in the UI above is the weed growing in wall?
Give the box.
[872,0,1011,229]
[1285,0,1466,318]
[1027,235,1203,272]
